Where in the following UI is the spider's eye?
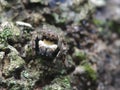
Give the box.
[36,39,59,58]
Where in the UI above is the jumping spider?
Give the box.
[33,25,67,60]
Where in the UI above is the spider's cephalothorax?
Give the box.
[35,25,66,60]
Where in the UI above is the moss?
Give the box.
[83,63,97,81]
[74,48,86,60]
[72,48,87,65]
[43,76,71,90]
[4,77,34,90]
[93,19,106,27]
[0,26,12,44]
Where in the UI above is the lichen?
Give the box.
[2,46,25,77]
